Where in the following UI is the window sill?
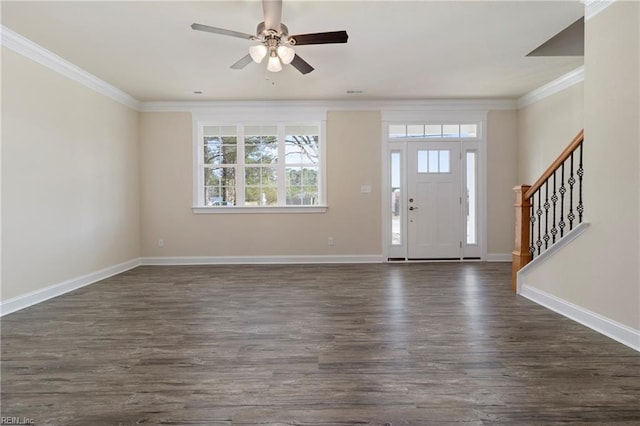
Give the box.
[192,205,328,214]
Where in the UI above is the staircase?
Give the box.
[512,130,585,290]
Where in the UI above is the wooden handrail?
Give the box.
[524,129,584,200]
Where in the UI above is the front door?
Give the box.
[407,142,461,259]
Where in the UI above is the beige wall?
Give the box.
[521,2,639,330]
[1,48,141,301]
[517,82,584,184]
[487,110,518,255]
[139,110,517,259]
[139,111,382,257]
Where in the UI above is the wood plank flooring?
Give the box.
[2,263,639,425]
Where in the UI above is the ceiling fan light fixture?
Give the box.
[267,54,283,72]
[277,45,295,64]
[249,44,268,63]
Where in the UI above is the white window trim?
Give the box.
[192,118,327,214]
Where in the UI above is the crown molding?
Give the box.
[140,98,517,113]
[1,25,141,111]
[517,66,584,109]
[584,0,617,21]
[1,25,517,114]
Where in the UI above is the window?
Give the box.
[417,149,451,173]
[466,150,477,245]
[390,151,402,245]
[196,122,323,210]
[203,126,237,206]
[389,123,478,139]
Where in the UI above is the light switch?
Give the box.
[361,185,371,194]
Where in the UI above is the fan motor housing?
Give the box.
[256,21,289,41]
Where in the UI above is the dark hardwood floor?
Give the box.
[1,263,639,425]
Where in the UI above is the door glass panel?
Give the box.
[439,150,450,173]
[391,151,402,245]
[418,149,452,173]
[428,150,439,172]
[417,150,429,173]
[466,151,477,244]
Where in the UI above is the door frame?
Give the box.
[381,111,488,261]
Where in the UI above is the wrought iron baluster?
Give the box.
[551,171,558,243]
[536,190,543,255]
[543,182,550,249]
[530,194,536,259]
[559,163,566,238]
[577,142,584,223]
[567,152,576,230]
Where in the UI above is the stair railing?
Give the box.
[512,129,584,290]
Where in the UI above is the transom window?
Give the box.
[389,123,478,139]
[196,122,322,208]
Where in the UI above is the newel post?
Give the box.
[512,185,532,292]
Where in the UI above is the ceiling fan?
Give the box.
[191,0,348,75]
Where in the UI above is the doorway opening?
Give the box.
[384,120,486,261]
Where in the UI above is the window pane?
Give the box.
[204,167,235,206]
[428,150,439,172]
[466,151,477,244]
[286,166,301,187]
[245,134,278,164]
[285,132,319,165]
[443,124,460,137]
[246,187,277,206]
[461,124,477,138]
[391,151,402,245]
[286,167,318,205]
[245,166,278,206]
[245,125,277,136]
[417,150,428,173]
[389,125,406,138]
[261,167,277,186]
[407,125,424,138]
[204,126,237,165]
[204,125,234,137]
[425,125,441,138]
[302,167,318,186]
[302,186,318,204]
[439,150,450,173]
[245,167,261,185]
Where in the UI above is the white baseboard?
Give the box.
[140,255,384,265]
[0,258,141,316]
[519,284,640,352]
[486,253,511,262]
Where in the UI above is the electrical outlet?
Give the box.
[327,237,335,246]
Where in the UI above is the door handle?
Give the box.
[409,206,418,211]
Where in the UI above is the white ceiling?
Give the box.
[1,1,585,102]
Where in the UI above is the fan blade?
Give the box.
[191,23,254,40]
[290,54,314,75]
[289,31,348,46]
[230,54,253,70]
[263,0,282,31]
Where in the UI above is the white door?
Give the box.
[407,142,461,259]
